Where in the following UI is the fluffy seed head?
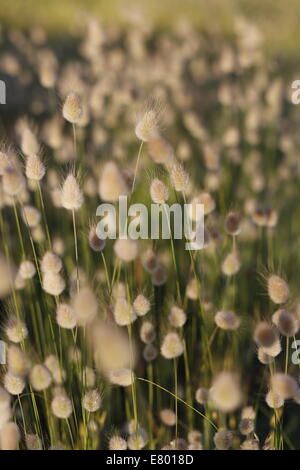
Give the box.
[109,435,127,450]
[25,434,42,450]
[22,205,41,228]
[41,251,62,274]
[51,394,72,419]
[210,372,242,413]
[257,347,273,365]
[7,344,30,376]
[42,272,65,296]
[254,322,278,348]
[195,387,209,404]
[133,294,150,317]
[169,305,187,328]
[25,154,45,181]
[147,136,174,165]
[113,297,136,326]
[114,238,138,262]
[170,163,189,192]
[98,162,129,202]
[143,343,158,362]
[4,372,25,395]
[150,178,169,204]
[30,364,52,391]
[56,303,77,329]
[108,368,134,387]
[224,211,241,236]
[62,92,83,124]
[61,174,83,211]
[190,193,215,218]
[265,390,284,408]
[0,422,20,450]
[221,251,241,276]
[73,286,98,326]
[82,389,101,412]
[239,418,254,435]
[19,260,36,280]
[21,127,39,156]
[213,429,233,450]
[270,373,298,399]
[215,311,240,330]
[272,309,298,337]
[5,316,28,343]
[268,275,289,304]
[140,321,156,344]
[160,408,176,426]
[88,226,105,252]
[2,167,25,196]
[161,332,184,359]
[135,110,159,142]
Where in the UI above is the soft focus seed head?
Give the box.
[109,435,127,450]
[215,311,240,330]
[62,92,83,124]
[150,178,169,204]
[135,110,159,142]
[73,286,98,326]
[61,173,83,211]
[213,429,233,450]
[253,321,278,348]
[5,316,28,343]
[169,305,187,328]
[210,372,242,413]
[272,309,298,337]
[41,251,62,274]
[2,167,25,196]
[56,303,77,329]
[268,274,289,304]
[133,294,150,317]
[170,162,189,192]
[114,238,139,262]
[270,373,298,399]
[161,332,184,359]
[25,154,45,181]
[51,394,72,419]
[30,364,52,391]
[82,389,101,412]
[42,272,65,296]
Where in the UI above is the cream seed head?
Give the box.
[221,251,241,276]
[186,278,199,300]
[25,154,45,181]
[210,372,242,413]
[267,274,289,304]
[73,286,98,326]
[61,173,83,211]
[108,368,134,387]
[239,418,254,435]
[4,372,25,395]
[265,390,284,409]
[21,127,39,156]
[190,193,215,218]
[5,316,28,343]
[56,303,77,329]
[25,433,42,450]
[270,373,298,399]
[82,389,101,413]
[160,408,176,426]
[150,178,169,204]
[30,364,52,391]
[109,436,127,450]
[147,136,174,165]
[98,162,129,202]
[272,309,298,337]
[2,167,25,196]
[133,294,150,317]
[19,260,36,280]
[195,387,209,405]
[161,332,184,359]
[170,162,189,192]
[7,344,30,376]
[113,297,136,326]
[22,205,41,228]
[42,272,65,296]
[51,394,72,419]
[213,429,233,450]
[261,339,282,358]
[135,109,159,142]
[62,92,83,124]
[41,251,62,274]
[88,225,105,252]
[140,321,156,344]
[214,311,240,330]
[0,422,20,450]
[114,238,139,262]
[257,347,273,365]
[168,305,187,328]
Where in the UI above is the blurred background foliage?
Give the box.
[0,0,300,63]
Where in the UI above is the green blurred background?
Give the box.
[0,0,300,62]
